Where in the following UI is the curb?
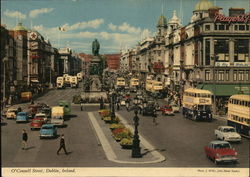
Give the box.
[88,112,166,164]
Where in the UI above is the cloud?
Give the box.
[118,22,141,34]
[4,9,26,19]
[29,8,54,18]
[61,19,104,31]
[108,23,117,31]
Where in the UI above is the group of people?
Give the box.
[21,129,68,155]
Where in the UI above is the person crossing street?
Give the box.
[57,134,68,155]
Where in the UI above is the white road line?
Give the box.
[88,112,117,161]
[116,112,166,162]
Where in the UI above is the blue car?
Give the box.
[16,112,29,123]
[39,124,57,139]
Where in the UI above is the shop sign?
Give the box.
[214,12,250,23]
[234,62,250,67]
[215,62,230,67]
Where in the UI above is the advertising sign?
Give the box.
[214,12,250,23]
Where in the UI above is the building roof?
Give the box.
[13,22,28,31]
[169,10,181,25]
[195,0,214,11]
[157,15,167,27]
[230,94,250,102]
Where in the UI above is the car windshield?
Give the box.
[214,143,231,149]
[18,113,26,116]
[224,128,236,132]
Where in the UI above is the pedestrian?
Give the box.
[153,107,158,125]
[57,134,68,155]
[125,99,130,112]
[22,129,28,150]
[80,98,84,111]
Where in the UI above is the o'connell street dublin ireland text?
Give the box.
[1,0,249,177]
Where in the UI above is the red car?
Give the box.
[204,141,238,165]
[160,105,174,116]
[30,118,46,130]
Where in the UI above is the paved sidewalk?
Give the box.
[88,112,166,164]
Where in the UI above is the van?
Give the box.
[51,106,64,126]
[21,92,32,102]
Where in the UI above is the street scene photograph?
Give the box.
[1,0,249,177]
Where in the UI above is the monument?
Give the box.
[82,39,107,102]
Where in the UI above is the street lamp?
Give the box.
[110,91,116,123]
[131,96,142,158]
[211,55,218,114]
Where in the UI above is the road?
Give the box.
[1,86,249,167]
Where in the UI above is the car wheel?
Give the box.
[214,159,218,165]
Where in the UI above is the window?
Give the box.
[214,39,229,61]
[205,25,210,31]
[219,24,225,30]
[205,39,210,65]
[218,70,224,81]
[234,25,238,30]
[246,25,249,31]
[238,70,244,81]
[225,70,229,81]
[246,70,249,81]
[239,25,245,30]
[234,39,249,62]
[205,70,211,81]
[233,70,237,81]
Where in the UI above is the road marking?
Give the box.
[116,112,166,163]
[88,112,166,164]
[88,112,118,161]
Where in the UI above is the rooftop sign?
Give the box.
[214,12,250,23]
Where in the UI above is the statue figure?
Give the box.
[92,39,100,56]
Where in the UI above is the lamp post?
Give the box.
[131,96,142,158]
[111,91,116,123]
[2,57,8,107]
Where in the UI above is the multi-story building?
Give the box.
[165,0,250,110]
[105,54,121,70]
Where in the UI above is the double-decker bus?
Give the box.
[146,80,153,92]
[116,77,126,87]
[227,94,250,138]
[151,81,163,92]
[130,78,139,87]
[182,88,213,121]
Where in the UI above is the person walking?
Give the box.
[80,98,84,111]
[153,107,158,125]
[22,129,28,150]
[57,134,68,155]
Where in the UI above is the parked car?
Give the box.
[204,141,238,164]
[39,124,57,139]
[16,112,29,123]
[142,106,156,117]
[215,126,241,143]
[170,104,180,113]
[161,105,174,116]
[6,108,18,119]
[30,118,46,130]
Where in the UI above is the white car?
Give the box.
[120,100,126,106]
[214,126,241,143]
[34,113,48,122]
[170,104,180,113]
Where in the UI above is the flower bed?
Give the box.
[98,109,110,117]
[112,128,133,142]
[120,138,133,149]
[109,123,125,131]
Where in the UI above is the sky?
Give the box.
[1,0,249,54]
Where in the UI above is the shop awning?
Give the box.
[197,84,250,96]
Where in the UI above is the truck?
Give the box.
[56,77,65,89]
[51,106,64,126]
[70,76,78,88]
[214,126,241,142]
[58,100,71,117]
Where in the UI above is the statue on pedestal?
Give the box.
[92,39,100,56]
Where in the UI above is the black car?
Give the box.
[142,106,156,117]
[40,107,51,118]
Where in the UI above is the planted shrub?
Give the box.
[112,128,133,141]
[120,138,133,145]
[109,123,125,130]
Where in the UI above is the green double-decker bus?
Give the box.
[58,100,71,116]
